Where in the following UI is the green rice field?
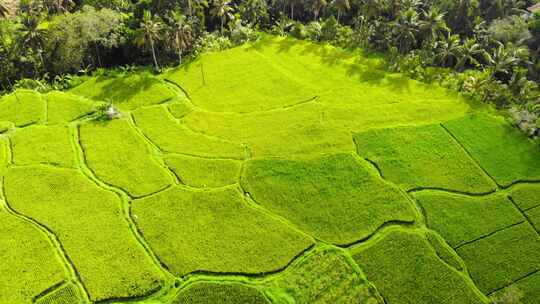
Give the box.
[1,35,539,304]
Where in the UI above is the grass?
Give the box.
[180,102,355,158]
[0,89,45,126]
[0,208,66,304]
[508,184,540,211]
[456,222,540,294]
[10,125,75,168]
[413,192,524,247]
[171,36,475,158]
[354,124,495,193]
[4,166,164,302]
[69,72,179,111]
[164,154,241,188]
[35,283,82,304]
[164,45,315,113]
[264,248,382,303]
[132,106,245,159]
[131,186,313,276]
[44,91,95,124]
[526,206,540,232]
[168,101,193,119]
[3,35,540,302]
[351,229,487,304]
[443,114,540,187]
[172,282,270,304]
[79,119,173,198]
[489,272,540,304]
[425,230,464,271]
[241,153,416,245]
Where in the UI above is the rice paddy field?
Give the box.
[1,35,539,304]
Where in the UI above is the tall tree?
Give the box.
[434,34,461,67]
[136,10,163,71]
[167,11,193,65]
[210,0,234,33]
[331,0,350,22]
[19,14,46,75]
[239,0,269,26]
[310,0,327,20]
[419,7,449,46]
[455,37,487,70]
[392,7,420,53]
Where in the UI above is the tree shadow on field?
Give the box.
[93,73,158,105]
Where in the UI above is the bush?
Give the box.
[230,20,258,45]
[195,32,232,53]
[290,22,307,40]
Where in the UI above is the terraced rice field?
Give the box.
[1,35,539,304]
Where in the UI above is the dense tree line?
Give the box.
[1,0,539,134]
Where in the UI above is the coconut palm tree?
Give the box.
[456,37,487,70]
[168,11,193,65]
[434,34,461,68]
[331,0,350,23]
[19,14,46,75]
[136,10,163,71]
[485,42,529,77]
[210,0,233,33]
[310,0,327,20]
[392,7,420,53]
[359,0,387,20]
[419,7,449,46]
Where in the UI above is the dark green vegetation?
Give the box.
[241,153,416,245]
[172,282,270,304]
[132,186,313,276]
[1,32,540,303]
[351,229,487,304]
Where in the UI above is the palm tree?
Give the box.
[310,0,327,20]
[359,0,387,20]
[168,11,193,65]
[485,42,529,77]
[419,7,449,46]
[210,0,233,33]
[392,7,420,53]
[44,0,74,13]
[136,10,163,71]
[331,0,350,23]
[186,0,208,16]
[434,34,461,67]
[19,14,46,75]
[456,38,487,70]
